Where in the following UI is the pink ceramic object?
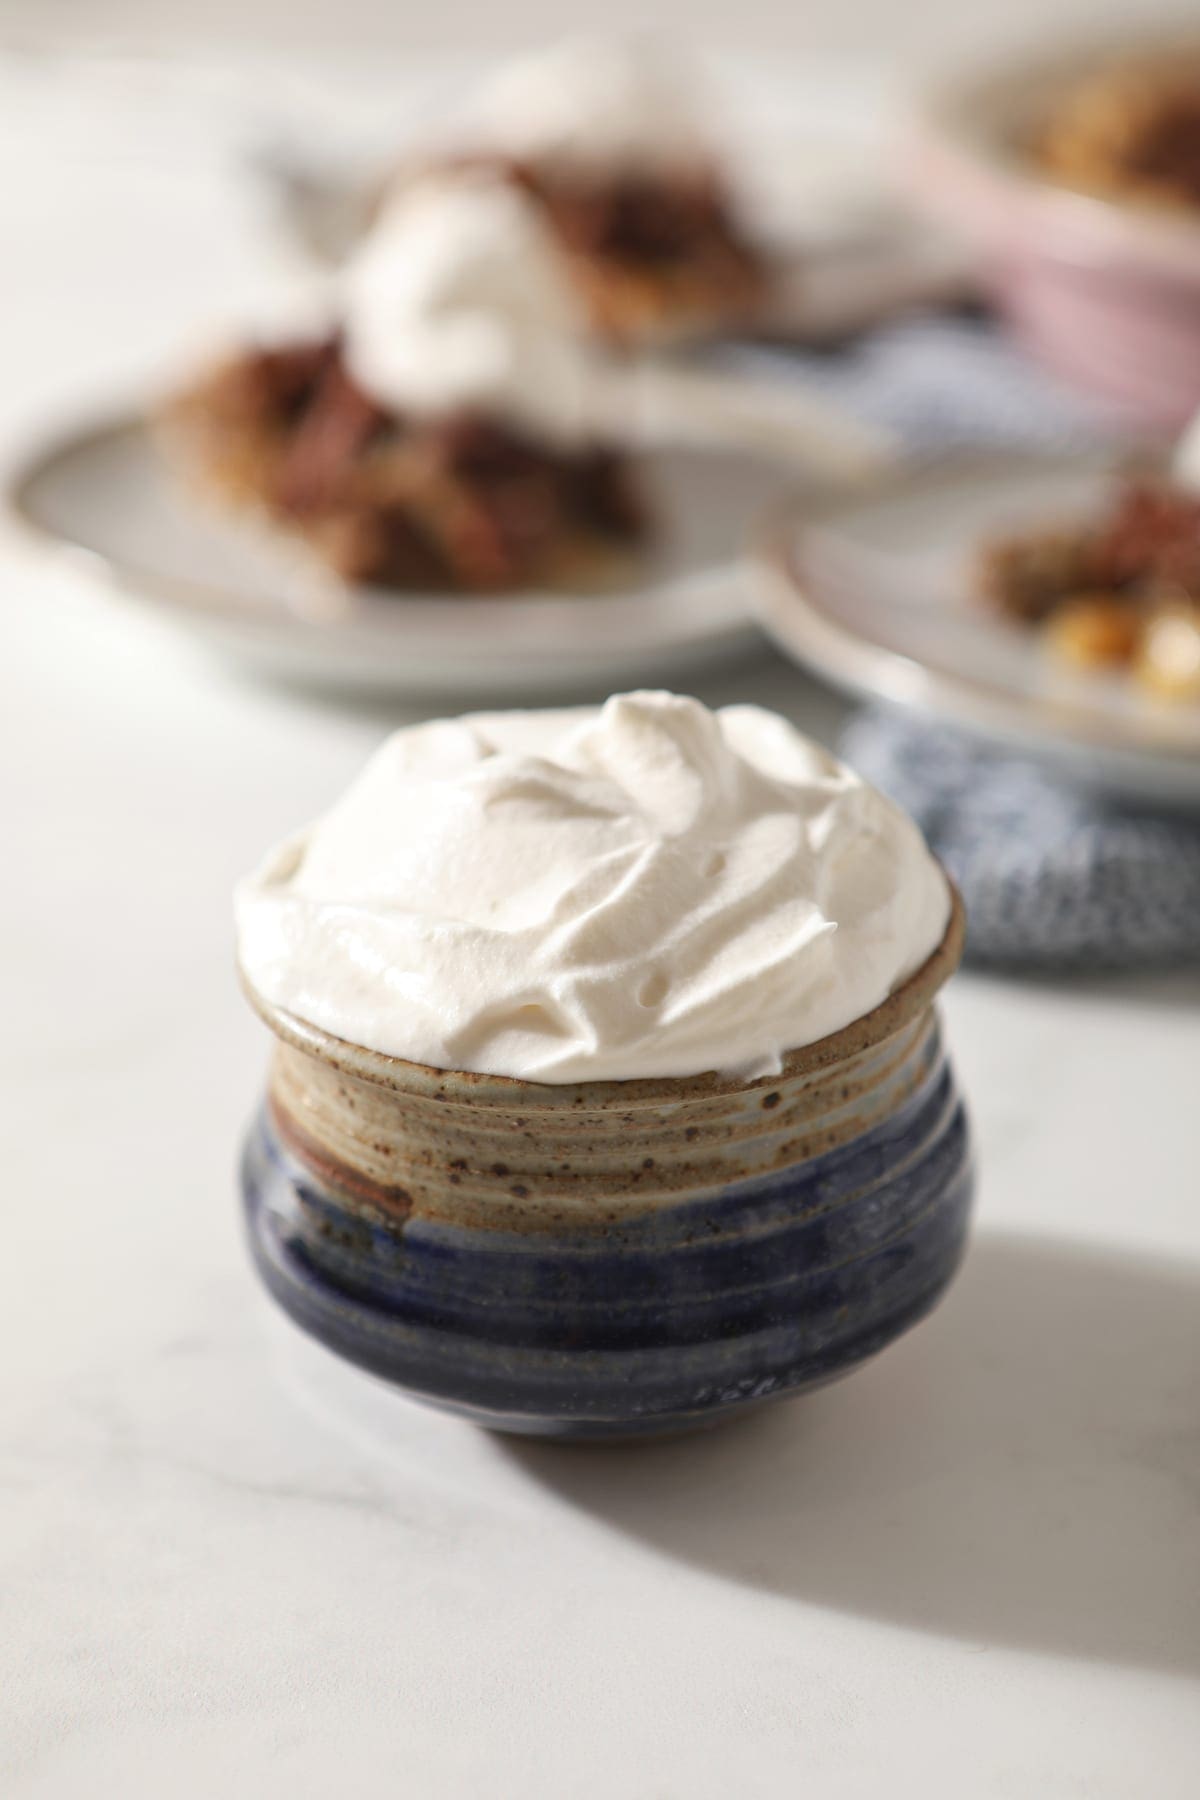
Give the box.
[906,40,1200,427]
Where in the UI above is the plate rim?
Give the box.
[750,447,1200,778]
[910,28,1200,280]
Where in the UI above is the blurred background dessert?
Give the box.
[1035,50,1200,214]
[908,28,1200,423]
[160,175,650,591]
[431,37,769,345]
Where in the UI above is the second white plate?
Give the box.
[753,450,1200,809]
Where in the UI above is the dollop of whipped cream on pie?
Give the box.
[342,175,599,443]
[1172,408,1200,491]
[471,36,712,176]
[236,693,950,1084]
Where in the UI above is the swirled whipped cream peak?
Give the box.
[342,174,600,444]
[470,36,713,176]
[236,693,950,1084]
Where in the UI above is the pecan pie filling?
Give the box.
[979,479,1200,697]
[166,338,648,592]
[1036,59,1200,214]
[443,157,766,342]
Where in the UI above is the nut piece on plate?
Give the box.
[978,528,1095,623]
[1035,52,1200,215]
[1136,599,1200,700]
[1043,594,1142,669]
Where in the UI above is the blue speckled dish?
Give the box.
[241,890,972,1439]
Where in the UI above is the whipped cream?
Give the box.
[237,693,950,1084]
[342,176,599,443]
[1173,409,1200,491]
[471,36,712,177]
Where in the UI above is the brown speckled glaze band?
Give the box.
[245,887,965,1231]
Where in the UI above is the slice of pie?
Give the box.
[979,476,1200,698]
[441,38,768,346]
[159,180,651,593]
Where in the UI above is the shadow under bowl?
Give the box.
[240,892,973,1439]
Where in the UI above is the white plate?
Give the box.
[9,413,797,698]
[752,450,1200,809]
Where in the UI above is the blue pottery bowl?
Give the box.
[240,889,972,1439]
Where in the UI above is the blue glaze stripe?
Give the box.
[245,1090,971,1356]
[245,1155,971,1424]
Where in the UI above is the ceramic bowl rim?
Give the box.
[239,881,965,1110]
[909,28,1200,281]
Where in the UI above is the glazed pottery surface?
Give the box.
[241,892,973,1438]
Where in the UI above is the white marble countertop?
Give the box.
[2,48,1198,1799]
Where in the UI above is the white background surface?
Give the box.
[2,25,1199,1799]
[6,0,1199,77]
